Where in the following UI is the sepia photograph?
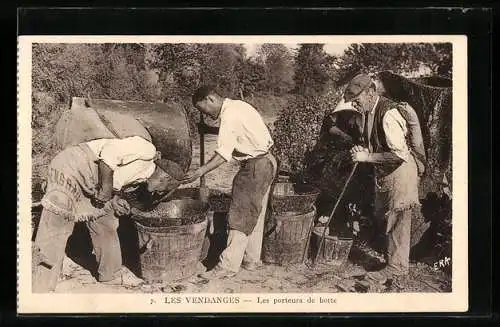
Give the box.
[17,35,468,313]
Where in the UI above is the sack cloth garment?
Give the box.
[41,143,105,222]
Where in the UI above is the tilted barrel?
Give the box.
[54,97,192,174]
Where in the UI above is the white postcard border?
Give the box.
[17,35,468,313]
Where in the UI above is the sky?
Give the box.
[244,43,350,58]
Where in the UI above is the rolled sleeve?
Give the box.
[382,109,410,162]
[215,119,237,162]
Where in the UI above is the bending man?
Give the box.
[33,135,179,292]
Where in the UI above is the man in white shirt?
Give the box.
[346,73,425,284]
[33,136,179,292]
[181,85,277,280]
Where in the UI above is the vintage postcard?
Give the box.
[18,35,468,313]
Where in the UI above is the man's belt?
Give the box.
[245,152,273,161]
[235,145,274,161]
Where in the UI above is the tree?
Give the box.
[332,43,453,85]
[256,44,295,95]
[235,58,267,97]
[146,43,249,99]
[294,44,333,96]
[198,44,247,96]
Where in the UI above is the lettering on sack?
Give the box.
[47,168,82,202]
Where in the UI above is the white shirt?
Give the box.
[86,136,157,190]
[215,98,274,162]
[369,96,410,161]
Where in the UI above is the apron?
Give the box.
[374,154,424,245]
[375,155,420,216]
[227,153,278,236]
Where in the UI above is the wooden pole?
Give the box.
[199,113,209,203]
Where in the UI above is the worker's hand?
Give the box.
[180,169,203,184]
[318,215,329,224]
[350,145,365,154]
[111,195,131,217]
[351,148,370,162]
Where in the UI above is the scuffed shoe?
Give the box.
[341,266,366,278]
[241,261,263,271]
[365,267,408,285]
[195,261,207,274]
[198,264,237,280]
[100,266,144,287]
[60,256,82,279]
[365,270,390,285]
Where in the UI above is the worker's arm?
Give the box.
[180,153,226,184]
[365,151,404,164]
[351,109,408,165]
[351,146,404,164]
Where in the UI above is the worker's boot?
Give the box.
[100,266,144,288]
[198,264,237,280]
[365,265,409,285]
[241,260,263,272]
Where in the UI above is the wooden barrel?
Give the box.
[54,97,192,173]
[133,199,208,283]
[271,182,320,215]
[311,226,353,266]
[262,206,316,265]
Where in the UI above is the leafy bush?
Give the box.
[272,87,342,176]
[31,92,67,182]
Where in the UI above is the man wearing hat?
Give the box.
[33,135,181,292]
[344,73,425,284]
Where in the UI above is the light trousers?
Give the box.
[33,209,122,292]
[218,185,271,273]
